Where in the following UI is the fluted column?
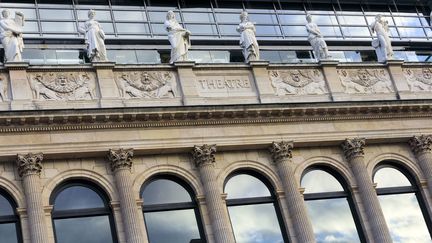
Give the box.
[269,141,316,243]
[341,138,392,243]
[191,144,236,243]
[409,135,432,196]
[16,153,49,243]
[108,149,147,243]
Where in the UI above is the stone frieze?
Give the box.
[338,68,393,94]
[403,67,432,92]
[269,69,328,96]
[0,73,8,102]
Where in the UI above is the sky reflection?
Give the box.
[0,194,14,216]
[142,179,192,205]
[0,223,18,243]
[301,170,344,193]
[54,215,114,243]
[225,174,271,199]
[53,186,105,211]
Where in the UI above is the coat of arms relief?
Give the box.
[403,68,432,92]
[115,71,178,99]
[269,69,328,96]
[338,68,393,94]
[28,72,97,100]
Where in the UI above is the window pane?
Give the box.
[0,194,14,216]
[393,17,422,27]
[302,170,344,193]
[186,24,218,35]
[183,12,213,23]
[225,174,271,199]
[136,50,161,64]
[338,16,367,25]
[39,9,74,20]
[398,28,426,38]
[142,179,192,205]
[255,25,281,36]
[342,27,371,37]
[228,203,285,243]
[215,13,240,23]
[374,167,411,188]
[305,198,361,242]
[148,11,180,22]
[54,186,105,211]
[144,209,202,243]
[379,194,431,243]
[278,15,306,25]
[283,26,308,36]
[116,23,149,34]
[248,14,278,25]
[77,10,112,21]
[113,10,147,21]
[107,50,138,64]
[0,223,18,243]
[41,22,76,32]
[23,21,39,33]
[9,8,37,19]
[219,25,239,35]
[312,15,338,25]
[54,215,114,243]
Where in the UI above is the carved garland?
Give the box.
[338,68,393,94]
[269,70,328,96]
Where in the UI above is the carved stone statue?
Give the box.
[237,11,259,63]
[371,14,393,63]
[0,9,25,62]
[78,10,107,62]
[165,10,191,64]
[306,14,330,61]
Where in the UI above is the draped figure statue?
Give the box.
[78,10,107,62]
[165,10,191,64]
[305,14,330,61]
[371,14,393,63]
[237,11,260,62]
[0,9,25,62]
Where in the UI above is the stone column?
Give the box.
[16,153,49,243]
[191,144,236,243]
[341,138,392,243]
[108,148,147,243]
[269,141,316,243]
[409,135,432,196]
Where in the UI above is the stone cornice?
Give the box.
[341,138,366,161]
[409,135,432,155]
[108,148,134,172]
[269,141,294,163]
[16,153,43,177]
[191,144,217,168]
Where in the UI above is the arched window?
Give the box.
[141,176,206,243]
[301,168,364,242]
[224,172,288,242]
[50,181,117,243]
[374,165,432,242]
[0,189,21,243]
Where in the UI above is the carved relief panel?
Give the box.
[403,67,432,92]
[28,72,97,100]
[0,73,8,102]
[115,71,178,99]
[269,69,328,96]
[338,68,394,94]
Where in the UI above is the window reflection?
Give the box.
[0,191,20,243]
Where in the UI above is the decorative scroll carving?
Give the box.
[115,71,178,99]
[269,141,293,163]
[409,135,432,155]
[16,153,43,177]
[269,70,327,96]
[191,144,216,167]
[403,68,432,92]
[28,72,97,100]
[0,73,8,102]
[338,68,393,94]
[108,148,134,172]
[341,138,366,161]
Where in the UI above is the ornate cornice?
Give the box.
[409,135,432,155]
[16,153,43,177]
[191,144,216,168]
[341,138,366,161]
[269,141,294,163]
[108,148,134,172]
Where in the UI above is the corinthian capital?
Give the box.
[108,148,134,172]
[269,141,293,163]
[341,138,366,161]
[409,135,432,155]
[191,144,216,168]
[16,153,43,177]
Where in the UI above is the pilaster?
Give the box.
[92,62,123,108]
[6,62,33,110]
[409,135,432,197]
[386,59,410,99]
[319,60,342,101]
[175,61,197,106]
[249,61,272,103]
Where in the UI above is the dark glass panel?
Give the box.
[136,50,162,63]
[144,209,202,243]
[55,50,83,64]
[111,0,143,6]
[142,179,192,205]
[301,170,344,193]
[54,215,114,243]
[107,50,138,64]
[53,186,105,211]
[0,223,19,243]
[305,198,361,243]
[374,167,411,188]
[379,194,431,242]
[228,203,285,243]
[225,174,270,199]
[0,194,14,216]
[74,0,109,5]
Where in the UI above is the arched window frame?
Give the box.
[373,162,432,236]
[49,180,118,243]
[223,170,289,242]
[301,166,366,243]
[0,188,22,243]
[140,175,207,242]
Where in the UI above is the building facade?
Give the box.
[0,0,432,243]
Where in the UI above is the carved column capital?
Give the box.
[108,148,134,172]
[191,144,216,168]
[341,138,366,161]
[409,135,432,155]
[16,153,43,177]
[269,141,294,163]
